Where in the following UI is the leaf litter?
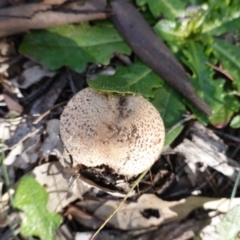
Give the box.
[1,0,240,240]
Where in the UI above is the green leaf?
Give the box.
[212,38,240,91]
[230,115,240,129]
[14,175,62,240]
[154,19,187,45]
[87,59,163,98]
[135,0,146,6]
[164,124,184,146]
[181,41,227,123]
[154,1,240,45]
[19,22,131,73]
[137,0,186,20]
[151,87,185,130]
[87,59,185,129]
[209,94,239,128]
[217,204,240,240]
[201,0,240,36]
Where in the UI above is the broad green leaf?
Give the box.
[136,0,186,20]
[154,1,240,47]
[153,3,206,44]
[14,175,62,240]
[135,0,147,6]
[19,23,131,73]
[181,41,226,124]
[230,115,240,129]
[164,124,184,146]
[212,38,240,91]
[151,87,185,130]
[217,205,240,240]
[209,94,239,128]
[201,0,240,36]
[154,20,187,45]
[87,59,163,98]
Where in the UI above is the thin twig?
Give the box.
[167,114,195,134]
[90,168,149,240]
[206,61,234,81]
[33,101,67,124]
[213,130,240,143]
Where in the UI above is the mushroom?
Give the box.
[60,87,165,182]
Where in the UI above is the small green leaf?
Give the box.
[151,87,185,130]
[217,205,240,240]
[230,115,240,129]
[138,0,186,20]
[19,22,131,73]
[14,175,62,240]
[201,0,240,36]
[87,59,163,98]
[154,20,187,45]
[212,38,240,91]
[164,124,184,146]
[135,0,146,6]
[209,94,239,128]
[181,41,228,124]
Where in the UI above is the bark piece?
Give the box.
[175,122,239,183]
[0,0,108,38]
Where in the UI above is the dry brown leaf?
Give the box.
[29,73,68,115]
[93,194,240,231]
[5,117,42,148]
[141,218,209,240]
[3,92,22,114]
[42,0,68,4]
[4,142,23,165]
[19,63,56,89]
[32,162,90,212]
[199,213,222,240]
[41,119,63,157]
[0,117,21,141]
[13,132,41,168]
[66,205,103,230]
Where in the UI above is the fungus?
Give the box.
[60,88,165,180]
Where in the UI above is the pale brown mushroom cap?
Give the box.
[60,88,165,178]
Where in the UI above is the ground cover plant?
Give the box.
[1,0,240,239]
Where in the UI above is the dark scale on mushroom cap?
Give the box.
[60,88,165,178]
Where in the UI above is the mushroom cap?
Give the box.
[60,88,165,178]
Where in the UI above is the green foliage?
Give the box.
[217,205,240,240]
[14,175,62,240]
[153,0,240,41]
[87,59,163,98]
[230,115,240,128]
[180,41,237,126]
[20,22,131,73]
[181,42,223,110]
[19,0,240,142]
[136,0,186,20]
[153,1,240,127]
[201,0,240,36]
[212,39,240,91]
[88,59,185,130]
[209,94,239,128]
[164,124,184,146]
[151,87,185,130]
